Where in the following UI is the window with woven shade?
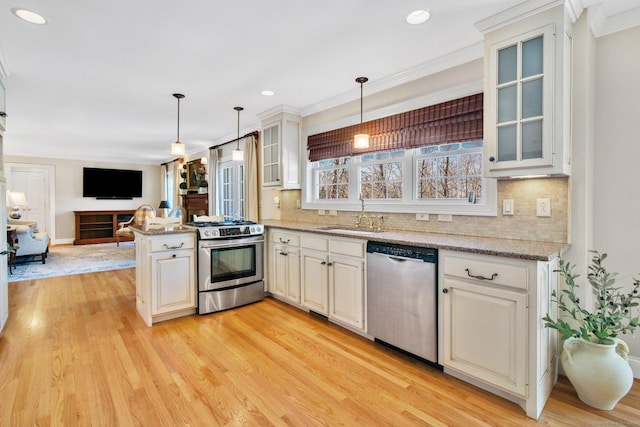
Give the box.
[307,93,483,162]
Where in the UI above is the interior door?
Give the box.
[6,164,51,235]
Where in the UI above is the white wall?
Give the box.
[590,24,640,361]
[5,155,162,244]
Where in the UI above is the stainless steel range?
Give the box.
[184,220,265,315]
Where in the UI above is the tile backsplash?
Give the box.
[275,177,568,244]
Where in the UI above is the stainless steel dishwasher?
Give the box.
[367,241,438,364]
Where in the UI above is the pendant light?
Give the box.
[170,93,186,156]
[232,106,244,161]
[354,77,370,149]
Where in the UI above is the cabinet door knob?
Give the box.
[320,261,326,265]
[172,254,176,258]
[327,262,333,266]
[489,156,495,162]
[0,111,7,118]
[443,288,449,294]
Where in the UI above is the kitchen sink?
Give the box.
[315,226,385,235]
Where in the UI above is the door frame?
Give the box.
[6,163,56,242]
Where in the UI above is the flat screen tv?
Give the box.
[83,167,143,199]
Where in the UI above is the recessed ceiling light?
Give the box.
[406,9,431,25]
[261,90,275,96]
[12,8,47,25]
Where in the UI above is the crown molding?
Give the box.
[299,42,483,118]
[256,104,302,121]
[588,3,640,38]
[475,0,567,33]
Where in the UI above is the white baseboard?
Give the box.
[53,238,74,245]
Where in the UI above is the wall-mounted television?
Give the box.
[83,167,143,199]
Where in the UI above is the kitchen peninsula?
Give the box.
[130,224,197,327]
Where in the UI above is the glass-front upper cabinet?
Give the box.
[260,110,301,189]
[482,4,571,178]
[262,122,281,186]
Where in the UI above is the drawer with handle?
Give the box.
[150,234,195,252]
[442,252,529,290]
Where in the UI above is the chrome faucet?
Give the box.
[356,194,369,228]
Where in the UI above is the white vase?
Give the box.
[561,337,633,410]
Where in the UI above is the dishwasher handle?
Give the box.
[385,255,427,263]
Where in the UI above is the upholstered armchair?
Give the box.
[115,204,156,246]
[14,224,49,263]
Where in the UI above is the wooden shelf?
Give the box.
[74,210,135,245]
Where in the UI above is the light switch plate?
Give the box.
[537,199,551,217]
[438,214,453,222]
[318,209,325,216]
[503,199,514,215]
[416,213,429,221]
[329,210,337,216]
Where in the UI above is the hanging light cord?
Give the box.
[235,106,243,149]
[356,77,368,125]
[177,97,181,141]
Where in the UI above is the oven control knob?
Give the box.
[204,230,212,237]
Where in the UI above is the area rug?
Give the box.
[8,242,135,282]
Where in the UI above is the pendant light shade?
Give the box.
[171,93,186,156]
[354,77,369,149]
[232,106,244,161]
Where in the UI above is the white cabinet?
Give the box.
[268,230,300,304]
[481,4,571,177]
[442,276,528,396]
[135,232,196,326]
[300,233,366,330]
[300,248,329,314]
[328,254,364,329]
[260,110,301,189]
[439,250,558,419]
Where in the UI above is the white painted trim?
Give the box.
[0,50,10,79]
[589,5,640,38]
[54,238,75,246]
[5,163,56,243]
[475,0,566,33]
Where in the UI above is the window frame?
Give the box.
[304,142,497,216]
[217,159,245,220]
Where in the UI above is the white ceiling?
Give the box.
[0,0,638,165]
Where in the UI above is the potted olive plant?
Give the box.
[543,251,640,410]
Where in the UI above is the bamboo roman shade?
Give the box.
[307,93,483,162]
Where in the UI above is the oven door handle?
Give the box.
[199,238,264,249]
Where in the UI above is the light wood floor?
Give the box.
[1,269,638,426]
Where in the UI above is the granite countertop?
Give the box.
[262,220,568,261]
[130,224,197,236]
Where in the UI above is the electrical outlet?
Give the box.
[329,210,337,216]
[536,199,551,217]
[416,213,429,221]
[438,214,453,222]
[318,209,325,216]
